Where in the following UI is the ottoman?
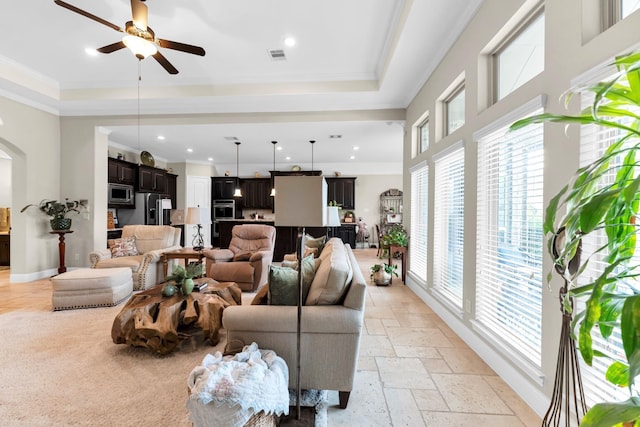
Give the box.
[52,267,133,311]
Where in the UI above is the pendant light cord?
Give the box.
[137,60,141,152]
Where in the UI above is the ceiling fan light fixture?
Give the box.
[123,35,157,59]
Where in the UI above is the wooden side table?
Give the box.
[50,230,74,274]
[388,244,407,284]
[162,247,208,277]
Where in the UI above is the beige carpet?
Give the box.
[0,305,227,426]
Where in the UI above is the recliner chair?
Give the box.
[202,224,276,291]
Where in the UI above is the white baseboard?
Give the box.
[10,268,58,283]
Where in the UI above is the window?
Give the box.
[433,144,465,308]
[576,86,634,406]
[419,116,429,153]
[446,85,465,135]
[603,0,640,29]
[493,9,545,101]
[475,107,544,367]
[409,161,428,283]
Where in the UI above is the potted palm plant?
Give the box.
[20,198,86,230]
[164,262,204,296]
[511,50,640,426]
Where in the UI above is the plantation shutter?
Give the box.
[475,107,544,367]
[433,143,465,308]
[410,161,428,283]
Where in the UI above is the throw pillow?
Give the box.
[109,237,139,257]
[268,254,318,306]
[267,266,298,306]
[304,234,326,256]
[232,252,252,262]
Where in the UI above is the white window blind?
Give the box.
[433,145,465,308]
[476,110,544,367]
[577,89,633,406]
[410,162,428,283]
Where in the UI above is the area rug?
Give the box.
[0,306,227,426]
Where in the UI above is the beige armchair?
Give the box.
[89,225,182,290]
[202,224,276,291]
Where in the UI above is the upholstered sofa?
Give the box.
[89,225,182,290]
[202,224,276,292]
[222,237,367,408]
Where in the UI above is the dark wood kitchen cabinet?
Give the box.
[0,234,9,266]
[326,177,356,210]
[241,178,273,209]
[212,177,239,200]
[137,165,167,193]
[165,173,177,208]
[108,158,136,185]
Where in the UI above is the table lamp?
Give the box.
[186,206,211,251]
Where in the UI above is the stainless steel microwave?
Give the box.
[108,183,134,206]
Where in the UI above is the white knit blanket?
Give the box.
[186,342,290,427]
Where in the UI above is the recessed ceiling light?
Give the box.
[208,157,213,161]
[286,156,291,160]
[187,148,193,153]
[157,135,165,140]
[350,155,355,160]
[284,37,296,47]
[85,48,98,57]
[277,146,283,151]
[353,146,359,150]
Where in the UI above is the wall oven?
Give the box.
[212,200,236,238]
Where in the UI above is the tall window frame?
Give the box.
[474,96,545,372]
[418,115,430,154]
[409,161,429,285]
[491,6,545,102]
[445,84,465,135]
[602,0,640,29]
[432,143,465,309]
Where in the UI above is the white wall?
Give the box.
[0,96,61,279]
[403,0,640,416]
[353,175,403,243]
[0,157,11,206]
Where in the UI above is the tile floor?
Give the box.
[325,248,542,426]
[0,249,542,426]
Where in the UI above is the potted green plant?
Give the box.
[164,262,204,296]
[20,198,86,230]
[370,263,398,285]
[381,224,408,248]
[511,50,640,426]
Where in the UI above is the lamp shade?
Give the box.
[326,206,341,226]
[275,176,328,227]
[186,207,212,225]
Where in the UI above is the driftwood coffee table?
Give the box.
[111,280,241,355]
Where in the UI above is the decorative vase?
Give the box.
[50,218,72,231]
[373,270,391,286]
[182,278,195,295]
[161,283,176,297]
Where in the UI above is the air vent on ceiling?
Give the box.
[329,135,342,139]
[224,136,240,141]
[268,49,287,61]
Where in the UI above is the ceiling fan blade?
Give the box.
[96,41,126,54]
[157,39,206,56]
[54,0,123,33]
[152,52,179,74]
[130,0,148,31]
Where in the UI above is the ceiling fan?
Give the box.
[54,0,206,74]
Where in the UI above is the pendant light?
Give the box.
[233,141,242,197]
[270,140,277,197]
[310,140,316,172]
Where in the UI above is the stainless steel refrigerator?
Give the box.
[117,193,172,226]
